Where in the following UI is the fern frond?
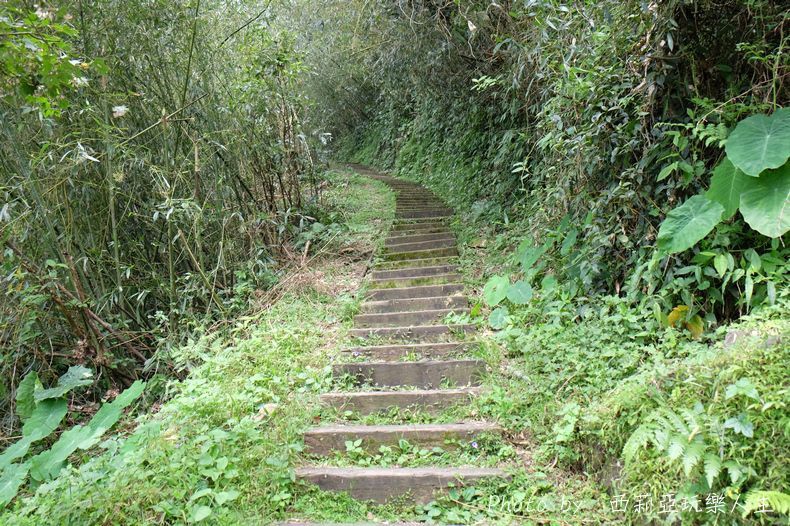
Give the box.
[682,439,706,476]
[623,424,655,464]
[743,491,790,517]
[703,454,722,488]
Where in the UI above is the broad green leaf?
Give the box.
[506,281,533,305]
[516,240,550,272]
[725,108,790,176]
[34,365,93,402]
[724,414,754,438]
[488,306,509,330]
[15,372,40,423]
[657,195,724,254]
[215,490,240,505]
[30,381,145,481]
[657,161,678,181]
[0,463,30,508]
[739,163,790,237]
[713,253,728,278]
[725,378,760,401]
[189,504,212,522]
[482,275,509,306]
[0,399,67,471]
[706,158,750,219]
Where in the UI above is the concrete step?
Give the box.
[365,283,464,301]
[384,232,454,246]
[321,387,481,415]
[392,216,449,226]
[370,264,458,280]
[349,324,474,342]
[398,210,453,219]
[360,295,467,314]
[295,466,505,504]
[334,359,484,388]
[374,256,457,270]
[353,308,469,328]
[368,273,462,290]
[381,246,458,261]
[384,238,456,254]
[388,227,452,238]
[342,342,474,361]
[391,221,448,232]
[304,422,502,456]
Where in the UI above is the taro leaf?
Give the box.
[0,398,68,471]
[488,306,509,330]
[34,365,93,402]
[0,462,30,508]
[739,163,790,238]
[706,158,750,219]
[725,108,790,176]
[506,280,533,305]
[29,381,145,481]
[657,195,724,255]
[15,372,40,422]
[482,275,509,306]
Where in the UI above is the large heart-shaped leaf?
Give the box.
[739,163,790,237]
[482,275,509,306]
[657,195,724,255]
[15,371,40,422]
[506,281,533,305]
[34,365,93,402]
[30,381,145,481]
[0,398,67,471]
[706,158,750,219]
[488,306,509,330]
[0,462,30,507]
[725,108,790,177]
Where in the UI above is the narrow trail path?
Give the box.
[291,171,506,520]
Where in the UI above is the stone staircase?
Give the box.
[294,174,506,508]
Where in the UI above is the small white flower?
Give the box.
[112,105,129,118]
[71,76,89,88]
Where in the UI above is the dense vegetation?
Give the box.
[1,1,322,414]
[0,0,787,524]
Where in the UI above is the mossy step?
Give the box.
[368,273,462,290]
[384,232,454,246]
[320,387,481,415]
[353,308,470,328]
[304,422,501,456]
[349,324,474,342]
[388,226,452,237]
[365,283,464,301]
[360,295,467,314]
[333,359,484,388]
[374,256,458,270]
[381,246,458,261]
[342,342,474,361]
[295,466,506,504]
[397,210,452,219]
[370,264,459,280]
[392,216,449,226]
[383,238,456,255]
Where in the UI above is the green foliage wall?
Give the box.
[0,1,319,425]
[300,0,788,321]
